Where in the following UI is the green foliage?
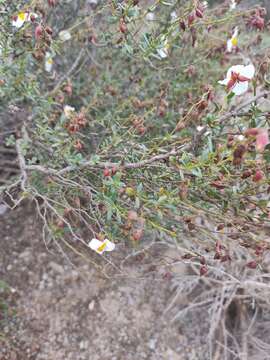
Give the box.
[1,0,270,259]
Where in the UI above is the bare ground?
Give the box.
[0,204,207,360]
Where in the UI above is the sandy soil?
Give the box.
[0,205,207,360]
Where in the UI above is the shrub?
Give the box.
[1,0,270,355]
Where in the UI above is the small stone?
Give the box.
[0,204,8,215]
[88,300,95,311]
[49,261,64,274]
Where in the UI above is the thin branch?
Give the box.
[24,145,188,175]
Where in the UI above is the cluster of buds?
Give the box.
[63,81,73,97]
[123,210,145,241]
[214,240,231,262]
[232,144,246,165]
[179,1,206,32]
[132,98,153,109]
[32,24,53,61]
[48,0,57,6]
[132,116,146,135]
[187,1,206,26]
[74,139,83,151]
[65,111,87,134]
[103,166,117,178]
[246,8,266,31]
[244,128,269,152]
[35,24,53,40]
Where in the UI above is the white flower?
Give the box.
[12,12,28,28]
[197,125,205,132]
[218,64,255,95]
[12,12,38,29]
[64,105,75,118]
[59,30,72,42]
[230,0,237,11]
[237,134,245,141]
[202,1,208,8]
[226,27,238,53]
[45,52,53,72]
[170,11,177,22]
[157,48,168,59]
[88,238,115,254]
[157,37,169,59]
[146,12,155,21]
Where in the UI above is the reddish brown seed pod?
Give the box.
[35,25,43,40]
[233,144,246,165]
[132,228,144,241]
[188,12,195,26]
[195,8,203,18]
[103,168,111,177]
[246,261,257,269]
[63,83,73,97]
[241,170,252,179]
[74,139,83,151]
[48,0,57,6]
[111,166,117,176]
[253,170,264,182]
[200,265,208,276]
[220,254,231,263]
[119,18,128,34]
[179,20,186,31]
[200,256,206,265]
[45,26,53,35]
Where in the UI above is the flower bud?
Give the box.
[246,260,257,269]
[253,170,264,182]
[195,8,203,18]
[45,26,53,35]
[200,265,208,276]
[179,20,186,31]
[35,25,43,40]
[188,12,195,26]
[103,168,111,177]
[48,0,57,6]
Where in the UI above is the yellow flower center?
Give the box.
[231,37,238,46]
[97,241,107,253]
[18,12,27,21]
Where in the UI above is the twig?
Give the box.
[24,145,188,175]
[15,138,27,191]
[219,91,269,123]
[47,48,85,96]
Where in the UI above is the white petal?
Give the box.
[103,239,115,252]
[146,12,155,21]
[231,81,249,95]
[227,39,232,53]
[45,61,53,72]
[230,0,236,10]
[170,11,177,21]
[240,64,255,79]
[12,18,25,28]
[59,30,72,42]
[226,65,245,79]
[88,238,115,254]
[64,105,75,118]
[233,27,238,38]
[218,78,229,86]
[157,48,168,59]
[88,238,105,253]
[27,13,38,21]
